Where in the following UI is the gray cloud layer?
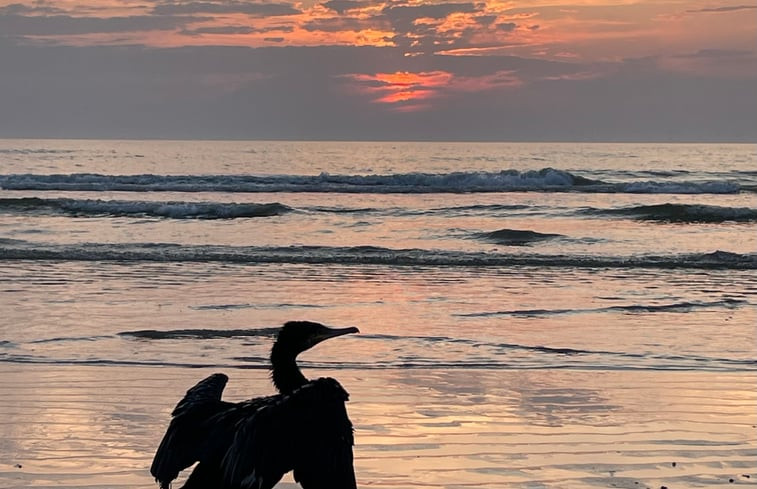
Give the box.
[0,40,754,141]
[0,14,205,35]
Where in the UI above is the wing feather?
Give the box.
[150,373,232,489]
[222,378,356,489]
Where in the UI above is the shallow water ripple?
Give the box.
[1,366,755,489]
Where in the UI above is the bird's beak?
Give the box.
[317,326,360,343]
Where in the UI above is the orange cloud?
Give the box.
[2,0,755,78]
[344,69,522,110]
[342,71,450,109]
[372,71,453,87]
[377,89,436,103]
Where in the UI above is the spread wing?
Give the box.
[222,377,357,489]
[150,373,233,489]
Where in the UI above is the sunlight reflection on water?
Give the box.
[5,365,755,489]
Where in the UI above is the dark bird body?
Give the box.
[150,321,359,489]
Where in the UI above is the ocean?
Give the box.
[0,139,755,488]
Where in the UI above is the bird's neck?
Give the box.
[270,345,308,394]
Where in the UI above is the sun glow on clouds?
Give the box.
[1,0,754,116]
[0,0,557,54]
[2,0,754,66]
[344,69,522,111]
[344,71,447,110]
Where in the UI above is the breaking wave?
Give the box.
[2,241,755,269]
[0,169,742,194]
[583,203,757,223]
[0,197,292,219]
[475,228,563,246]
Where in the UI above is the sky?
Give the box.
[0,0,755,141]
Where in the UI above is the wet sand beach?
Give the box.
[1,365,755,488]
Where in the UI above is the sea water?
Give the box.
[0,139,755,488]
[1,139,755,370]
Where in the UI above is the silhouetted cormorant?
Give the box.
[150,321,359,489]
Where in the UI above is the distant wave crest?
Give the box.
[2,241,755,270]
[0,197,291,219]
[583,203,757,223]
[475,228,563,246]
[0,169,741,194]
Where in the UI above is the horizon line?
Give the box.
[1,136,755,145]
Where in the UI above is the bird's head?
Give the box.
[274,321,360,357]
